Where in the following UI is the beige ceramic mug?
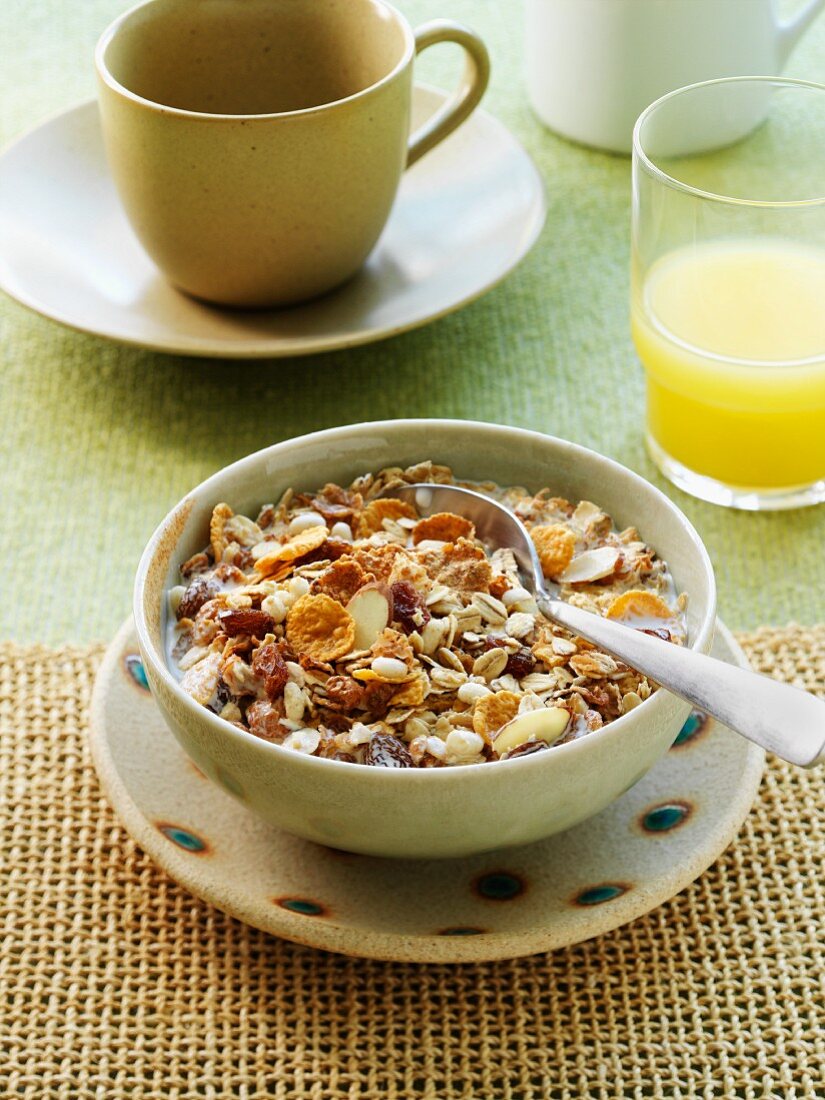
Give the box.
[96,0,490,308]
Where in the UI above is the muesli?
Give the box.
[166,462,687,767]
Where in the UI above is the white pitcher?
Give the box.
[525,0,825,153]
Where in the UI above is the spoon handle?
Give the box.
[537,595,825,767]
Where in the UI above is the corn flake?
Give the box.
[472,690,521,737]
[311,557,372,605]
[388,554,432,592]
[606,589,675,621]
[422,538,492,594]
[254,525,328,576]
[530,524,576,579]
[391,673,429,707]
[412,512,475,545]
[349,542,406,582]
[286,593,356,662]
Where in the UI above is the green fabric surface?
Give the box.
[1,0,824,645]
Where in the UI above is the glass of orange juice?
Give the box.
[631,77,825,510]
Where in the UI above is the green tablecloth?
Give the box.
[2,0,824,645]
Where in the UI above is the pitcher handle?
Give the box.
[407,20,490,168]
[777,0,825,63]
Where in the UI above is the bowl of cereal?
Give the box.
[134,420,715,858]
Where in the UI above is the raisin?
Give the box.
[227,545,254,570]
[361,680,396,717]
[640,627,672,642]
[365,734,413,768]
[312,499,355,523]
[251,643,288,700]
[329,751,358,764]
[256,504,275,528]
[578,685,611,709]
[505,647,536,679]
[503,740,551,760]
[246,699,287,741]
[324,675,365,712]
[316,711,352,734]
[484,635,535,678]
[218,609,275,637]
[390,581,431,635]
[177,575,219,620]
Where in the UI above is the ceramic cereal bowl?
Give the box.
[133,420,716,858]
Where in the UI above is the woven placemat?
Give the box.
[1,627,823,1098]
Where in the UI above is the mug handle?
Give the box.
[407,20,490,168]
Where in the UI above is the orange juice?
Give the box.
[632,240,825,490]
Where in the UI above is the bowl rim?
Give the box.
[95,0,416,123]
[133,418,717,781]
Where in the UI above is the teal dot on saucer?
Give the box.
[277,898,326,916]
[439,927,485,936]
[673,710,708,747]
[124,654,149,691]
[574,883,628,906]
[474,871,525,901]
[158,823,207,853]
[642,801,691,832]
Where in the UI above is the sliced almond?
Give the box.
[346,584,392,651]
[570,500,602,530]
[557,547,620,585]
[492,707,570,756]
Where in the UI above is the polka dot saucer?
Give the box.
[89,619,764,962]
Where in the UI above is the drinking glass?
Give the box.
[631,77,825,510]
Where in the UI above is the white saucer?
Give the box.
[0,87,545,358]
[89,618,764,962]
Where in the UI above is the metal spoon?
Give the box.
[385,483,825,767]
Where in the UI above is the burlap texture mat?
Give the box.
[1,626,823,1098]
